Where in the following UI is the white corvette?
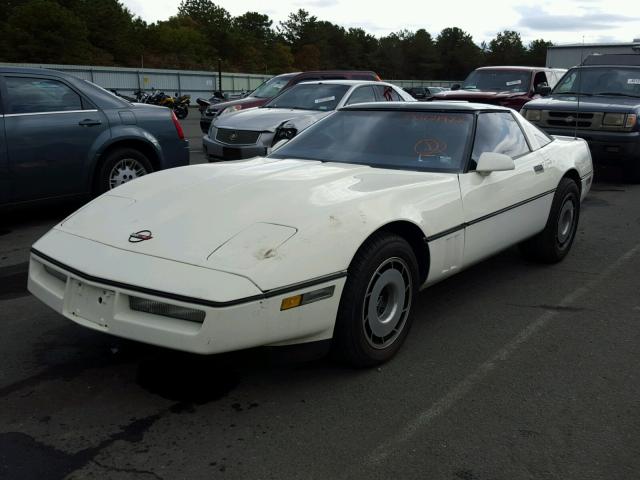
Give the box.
[29,102,593,366]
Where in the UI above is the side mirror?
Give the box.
[451,83,461,91]
[535,83,552,96]
[475,152,515,175]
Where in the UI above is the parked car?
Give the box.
[203,80,413,161]
[29,102,592,367]
[404,86,447,100]
[199,70,381,133]
[0,67,189,207]
[430,66,566,110]
[521,54,640,181]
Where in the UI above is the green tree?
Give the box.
[435,27,482,79]
[487,30,527,65]
[527,39,553,66]
[1,0,92,64]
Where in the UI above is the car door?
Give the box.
[458,111,555,266]
[0,85,7,205]
[2,74,109,202]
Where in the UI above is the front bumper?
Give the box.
[544,127,640,165]
[28,231,345,354]
[202,134,267,161]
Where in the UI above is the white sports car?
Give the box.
[29,102,593,367]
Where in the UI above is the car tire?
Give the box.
[175,106,188,120]
[333,232,419,368]
[519,178,580,263]
[97,147,153,194]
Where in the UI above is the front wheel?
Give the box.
[519,178,580,263]
[333,232,419,367]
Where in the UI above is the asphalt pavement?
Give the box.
[1,118,639,479]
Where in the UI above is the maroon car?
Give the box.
[431,66,566,110]
[200,70,381,133]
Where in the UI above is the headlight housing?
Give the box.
[523,109,541,122]
[220,105,242,116]
[272,123,298,146]
[602,113,625,127]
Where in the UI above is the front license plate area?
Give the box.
[68,280,115,327]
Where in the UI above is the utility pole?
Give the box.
[217,58,222,96]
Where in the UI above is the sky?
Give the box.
[122,0,640,46]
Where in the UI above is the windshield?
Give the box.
[270,110,474,172]
[553,67,640,97]
[264,84,350,111]
[462,70,531,92]
[251,75,292,99]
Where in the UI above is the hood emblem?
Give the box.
[565,115,576,123]
[230,131,238,140]
[129,230,153,243]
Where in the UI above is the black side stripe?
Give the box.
[425,189,556,242]
[30,248,346,308]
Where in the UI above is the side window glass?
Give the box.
[470,112,530,169]
[374,85,402,101]
[6,77,83,114]
[345,86,377,105]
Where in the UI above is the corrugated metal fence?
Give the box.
[0,62,459,101]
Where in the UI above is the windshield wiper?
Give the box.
[555,91,593,96]
[593,92,640,98]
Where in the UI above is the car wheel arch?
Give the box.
[561,168,582,194]
[91,139,161,193]
[350,220,430,285]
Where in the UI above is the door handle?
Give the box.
[78,119,102,126]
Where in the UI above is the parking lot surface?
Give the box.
[1,117,639,479]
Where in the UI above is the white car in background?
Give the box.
[29,102,592,367]
[202,80,414,161]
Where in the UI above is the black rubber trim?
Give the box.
[30,248,346,308]
[425,188,556,242]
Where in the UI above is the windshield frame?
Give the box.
[250,74,294,99]
[262,83,351,111]
[552,65,640,98]
[461,69,532,93]
[269,108,478,174]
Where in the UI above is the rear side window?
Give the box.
[470,112,530,168]
[345,86,377,105]
[5,77,83,114]
[374,85,402,101]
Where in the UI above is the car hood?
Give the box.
[210,96,267,111]
[214,108,332,132]
[54,158,459,290]
[525,95,640,113]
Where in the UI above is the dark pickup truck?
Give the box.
[522,54,640,181]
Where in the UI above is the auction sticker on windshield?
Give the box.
[506,80,522,86]
[628,79,640,85]
[314,96,336,104]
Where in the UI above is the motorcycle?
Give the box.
[173,93,191,119]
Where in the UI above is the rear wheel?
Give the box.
[97,147,153,194]
[519,178,580,263]
[333,232,419,367]
[175,106,188,119]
